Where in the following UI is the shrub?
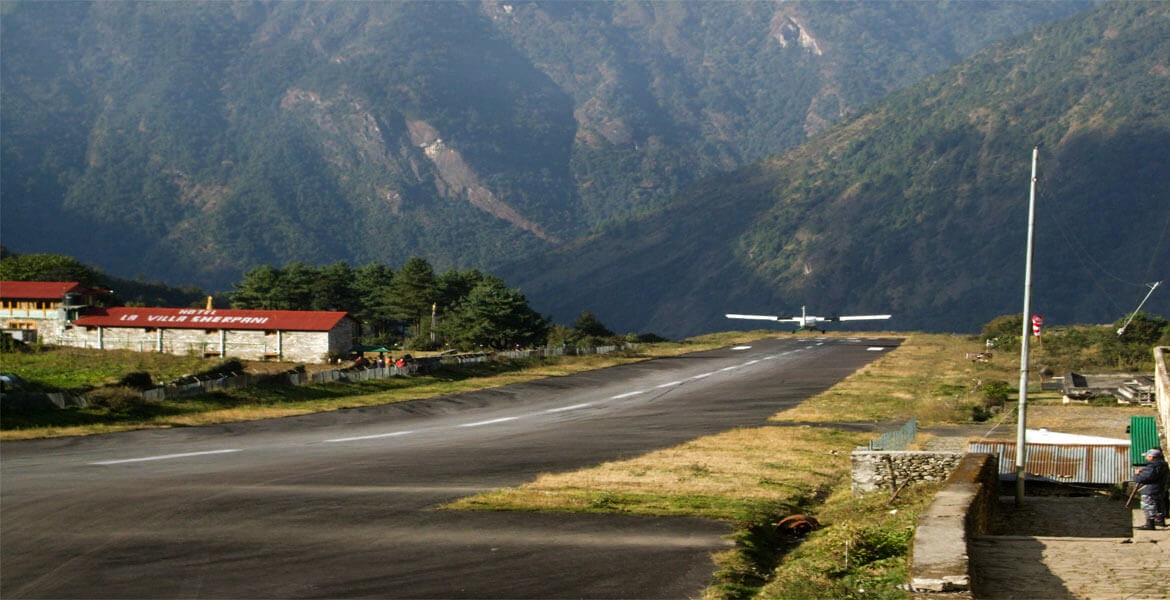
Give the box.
[1,333,29,353]
[1088,395,1118,407]
[976,379,1012,408]
[86,386,159,413]
[117,371,155,390]
[981,314,1023,342]
[404,337,442,351]
[969,402,993,422]
[839,525,914,572]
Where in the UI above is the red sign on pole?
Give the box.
[1032,315,1043,338]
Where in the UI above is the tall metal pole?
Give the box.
[1015,146,1039,506]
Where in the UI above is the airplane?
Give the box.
[726,305,891,333]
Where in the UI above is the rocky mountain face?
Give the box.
[2,1,1089,297]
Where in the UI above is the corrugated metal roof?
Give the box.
[72,307,351,332]
[0,281,86,299]
[1027,429,1129,445]
[1130,416,1162,465]
[969,441,1131,484]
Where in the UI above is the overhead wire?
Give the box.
[1141,209,1170,282]
[1033,151,1167,318]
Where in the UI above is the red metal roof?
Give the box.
[0,281,89,299]
[72,307,352,332]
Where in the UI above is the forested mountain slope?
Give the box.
[501,1,1170,337]
[1,1,1088,290]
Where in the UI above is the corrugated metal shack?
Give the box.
[969,430,1131,485]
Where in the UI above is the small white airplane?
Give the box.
[726,305,891,333]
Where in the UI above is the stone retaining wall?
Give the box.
[909,452,1000,595]
[851,450,964,496]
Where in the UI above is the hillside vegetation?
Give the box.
[502,1,1170,337]
[1,1,1089,291]
[0,249,206,308]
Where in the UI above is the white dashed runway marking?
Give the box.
[325,431,415,443]
[91,449,242,466]
[459,416,521,428]
[86,341,852,465]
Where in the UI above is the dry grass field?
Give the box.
[448,425,866,521]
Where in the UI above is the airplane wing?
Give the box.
[726,314,806,323]
[835,314,892,322]
[725,314,780,321]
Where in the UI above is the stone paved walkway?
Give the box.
[969,497,1170,599]
[920,411,1169,599]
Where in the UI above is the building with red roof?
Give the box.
[1,282,359,363]
[0,281,109,343]
[0,281,106,302]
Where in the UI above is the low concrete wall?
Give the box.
[0,392,87,410]
[909,453,999,594]
[851,450,964,496]
[1155,347,1168,450]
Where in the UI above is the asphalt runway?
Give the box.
[1,336,899,599]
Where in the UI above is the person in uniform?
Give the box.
[1133,447,1169,530]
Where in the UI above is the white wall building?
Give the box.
[0,281,108,344]
[1,281,359,363]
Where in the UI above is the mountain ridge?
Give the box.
[500,0,1170,337]
[1,1,1091,290]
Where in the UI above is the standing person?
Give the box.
[1133,447,1169,530]
[1153,446,1170,527]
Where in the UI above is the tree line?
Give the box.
[0,248,636,351]
[229,257,557,350]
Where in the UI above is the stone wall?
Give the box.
[909,453,1000,594]
[851,450,964,496]
[54,321,357,364]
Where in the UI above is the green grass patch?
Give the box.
[454,489,785,522]
[1,347,217,392]
[756,484,940,599]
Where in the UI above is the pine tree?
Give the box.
[441,279,549,350]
